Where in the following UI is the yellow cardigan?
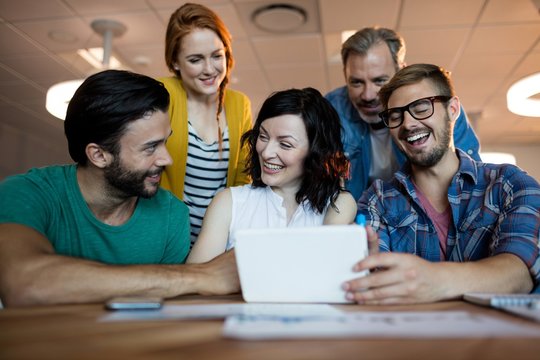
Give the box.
[158,77,253,200]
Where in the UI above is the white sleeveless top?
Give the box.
[226,185,327,249]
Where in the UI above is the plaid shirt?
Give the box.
[358,149,540,290]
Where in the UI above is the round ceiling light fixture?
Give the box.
[46,19,127,120]
[252,3,307,33]
[507,72,540,117]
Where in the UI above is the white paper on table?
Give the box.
[99,303,344,322]
[222,311,540,339]
[501,306,540,322]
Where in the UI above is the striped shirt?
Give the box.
[358,149,540,291]
[183,122,229,245]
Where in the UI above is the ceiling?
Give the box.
[1,0,540,178]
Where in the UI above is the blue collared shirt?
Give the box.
[325,86,481,201]
[358,150,540,291]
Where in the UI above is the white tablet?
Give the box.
[234,225,368,303]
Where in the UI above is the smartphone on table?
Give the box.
[105,296,163,310]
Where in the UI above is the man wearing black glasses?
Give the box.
[342,64,540,304]
[325,27,480,201]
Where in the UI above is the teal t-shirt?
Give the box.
[0,165,190,265]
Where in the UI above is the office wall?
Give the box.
[0,121,70,180]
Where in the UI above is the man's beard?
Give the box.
[402,113,452,168]
[104,156,162,199]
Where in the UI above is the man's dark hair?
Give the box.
[64,70,170,165]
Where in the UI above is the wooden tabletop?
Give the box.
[1,294,540,360]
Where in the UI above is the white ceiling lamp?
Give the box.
[46,19,127,120]
[76,47,123,70]
[46,79,85,119]
[506,72,540,117]
[252,3,307,33]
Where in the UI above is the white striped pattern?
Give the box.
[183,122,229,245]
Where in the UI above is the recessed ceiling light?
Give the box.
[252,4,307,33]
[48,30,78,44]
[133,55,151,66]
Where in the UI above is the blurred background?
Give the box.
[1,0,539,180]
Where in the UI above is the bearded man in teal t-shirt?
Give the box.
[0,70,239,307]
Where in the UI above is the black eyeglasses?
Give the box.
[378,95,452,129]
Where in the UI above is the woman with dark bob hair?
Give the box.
[187,87,356,263]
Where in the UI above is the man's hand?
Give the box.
[342,226,447,304]
[343,253,447,304]
[196,250,240,296]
